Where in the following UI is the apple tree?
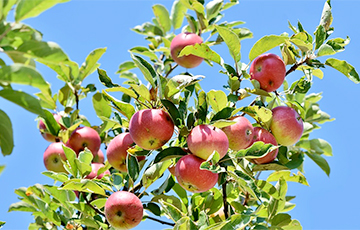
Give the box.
[2,0,359,229]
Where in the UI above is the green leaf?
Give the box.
[76,149,93,177]
[8,201,37,212]
[174,216,197,230]
[102,91,135,120]
[161,99,182,127]
[319,0,332,31]
[215,25,241,62]
[0,109,13,156]
[78,47,106,82]
[1,0,17,20]
[42,171,68,183]
[206,90,228,113]
[270,213,291,227]
[144,202,162,216]
[249,35,289,61]
[0,220,5,228]
[211,119,236,129]
[296,138,332,156]
[127,155,140,182]
[90,198,107,210]
[42,110,61,136]
[61,179,106,195]
[305,151,330,176]
[128,83,151,102]
[325,58,359,84]
[170,0,187,30]
[92,92,112,119]
[142,160,172,188]
[206,0,223,20]
[267,171,309,186]
[159,199,183,222]
[62,145,78,176]
[179,43,223,65]
[314,25,326,50]
[153,4,171,33]
[130,46,158,61]
[98,68,119,88]
[0,64,50,93]
[15,0,70,22]
[256,180,280,199]
[105,86,138,99]
[0,89,44,116]
[240,106,272,129]
[152,194,185,213]
[0,165,5,176]
[154,147,187,164]
[131,54,157,88]
[235,142,277,159]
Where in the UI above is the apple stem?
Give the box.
[145,216,175,226]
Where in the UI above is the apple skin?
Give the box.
[67,126,101,156]
[175,154,218,193]
[249,127,278,164]
[43,142,68,173]
[129,109,174,150]
[221,116,254,151]
[170,32,204,68]
[270,106,304,146]
[104,191,143,229]
[85,163,110,179]
[187,124,229,160]
[38,113,64,142]
[107,133,135,172]
[249,53,286,92]
[93,149,105,163]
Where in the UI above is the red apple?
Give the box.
[38,113,64,142]
[67,126,101,156]
[104,191,143,229]
[270,106,304,146]
[221,116,254,151]
[93,149,105,163]
[175,154,218,193]
[187,124,229,160]
[85,163,110,179]
[249,127,278,164]
[43,142,68,173]
[249,53,286,92]
[129,109,174,150]
[107,133,135,172]
[170,32,204,68]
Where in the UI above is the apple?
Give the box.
[107,133,135,172]
[270,106,304,146]
[221,116,254,151]
[43,142,68,173]
[67,126,101,156]
[170,32,204,68]
[187,124,229,160]
[129,109,174,150]
[249,53,286,92]
[85,163,110,179]
[249,127,278,164]
[104,191,143,229]
[93,149,105,163]
[38,113,65,142]
[175,154,218,193]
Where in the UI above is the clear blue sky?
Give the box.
[1,0,359,229]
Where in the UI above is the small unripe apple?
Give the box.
[221,116,254,151]
[38,113,65,142]
[175,154,218,193]
[187,124,229,160]
[93,149,105,163]
[107,133,135,172]
[170,32,204,68]
[104,191,143,229]
[43,142,67,173]
[67,126,101,156]
[270,106,304,146]
[85,163,110,179]
[250,53,286,92]
[249,127,278,164]
[129,109,174,150]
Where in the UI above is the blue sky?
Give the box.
[1,0,360,229]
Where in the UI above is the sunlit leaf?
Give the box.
[153,4,171,33]
[15,0,69,22]
[179,43,223,65]
[325,58,359,84]
[215,25,241,62]
[249,35,289,61]
[0,109,13,156]
[0,89,44,116]
[170,0,188,30]
[92,92,112,119]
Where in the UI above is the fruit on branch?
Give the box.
[67,126,101,156]
[85,163,110,179]
[129,109,174,150]
[270,106,304,146]
[187,124,229,160]
[43,142,68,173]
[175,154,218,193]
[250,127,278,164]
[93,149,105,163]
[249,53,286,92]
[104,191,143,229]
[170,32,204,68]
[107,133,136,172]
[38,113,65,142]
[222,116,254,151]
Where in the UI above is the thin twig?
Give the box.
[285,58,309,77]
[82,192,109,226]
[145,216,175,226]
[222,180,229,219]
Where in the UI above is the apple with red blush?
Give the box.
[222,116,254,151]
[43,142,68,173]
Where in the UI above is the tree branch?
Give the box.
[285,58,309,77]
[222,180,229,219]
[82,192,109,226]
[145,216,175,226]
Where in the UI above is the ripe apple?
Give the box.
[170,32,204,68]
[93,149,105,163]
[67,126,101,156]
[249,53,286,92]
[187,124,229,160]
[270,106,304,146]
[175,154,218,193]
[43,142,68,173]
[107,133,135,172]
[38,113,65,142]
[249,127,278,164]
[129,109,174,150]
[221,116,254,151]
[104,191,143,229]
[85,163,110,179]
